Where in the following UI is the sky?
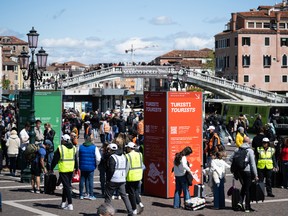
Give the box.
[0,0,279,65]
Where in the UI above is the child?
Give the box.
[211,151,230,209]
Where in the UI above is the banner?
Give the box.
[35,91,62,150]
[143,92,167,197]
[167,92,203,197]
[144,91,203,198]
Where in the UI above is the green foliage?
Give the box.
[203,50,215,71]
[2,79,11,90]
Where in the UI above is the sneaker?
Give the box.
[63,204,73,211]
[112,195,115,200]
[88,196,96,200]
[132,209,137,215]
[79,196,84,200]
[30,189,35,193]
[267,193,275,197]
[83,195,90,199]
[245,208,256,213]
[59,202,67,209]
[118,195,121,200]
[35,190,41,194]
[237,203,244,211]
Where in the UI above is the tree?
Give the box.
[2,79,11,90]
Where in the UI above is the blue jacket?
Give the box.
[79,142,96,171]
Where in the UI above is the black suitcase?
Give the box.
[250,181,265,203]
[44,173,57,194]
[232,188,241,211]
[193,184,205,198]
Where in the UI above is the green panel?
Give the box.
[35,91,62,151]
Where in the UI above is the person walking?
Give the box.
[256,137,278,197]
[229,136,258,212]
[5,129,20,176]
[211,151,230,209]
[125,142,144,215]
[104,143,133,216]
[235,127,246,148]
[173,146,193,209]
[280,138,288,189]
[51,134,78,211]
[78,134,101,200]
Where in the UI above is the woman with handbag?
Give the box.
[173,146,193,209]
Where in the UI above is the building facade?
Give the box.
[215,1,288,95]
[0,36,28,91]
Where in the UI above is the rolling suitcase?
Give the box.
[193,184,205,198]
[250,181,265,203]
[44,173,57,194]
[231,179,241,211]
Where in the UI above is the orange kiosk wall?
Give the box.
[143,91,203,198]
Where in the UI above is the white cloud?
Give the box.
[150,16,176,25]
[174,36,214,49]
[41,37,105,49]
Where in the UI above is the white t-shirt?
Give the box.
[173,156,191,177]
[19,128,29,150]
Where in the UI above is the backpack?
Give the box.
[64,123,71,134]
[24,144,40,162]
[231,147,248,174]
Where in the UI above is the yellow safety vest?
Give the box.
[126,151,143,182]
[257,146,274,170]
[58,145,76,173]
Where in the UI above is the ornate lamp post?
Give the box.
[18,27,48,182]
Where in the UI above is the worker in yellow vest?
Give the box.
[256,137,278,197]
[51,134,78,211]
[125,142,145,215]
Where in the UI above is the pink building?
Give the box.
[215,1,288,95]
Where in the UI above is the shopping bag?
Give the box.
[72,170,80,183]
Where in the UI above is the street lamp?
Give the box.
[18,27,48,183]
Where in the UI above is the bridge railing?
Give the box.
[186,69,287,103]
[34,65,287,103]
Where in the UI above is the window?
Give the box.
[226,38,230,47]
[215,40,218,49]
[248,22,254,28]
[244,75,249,82]
[279,23,286,29]
[256,22,262,28]
[242,37,250,46]
[263,22,270,28]
[263,55,271,67]
[234,37,238,46]
[265,75,270,83]
[265,37,270,46]
[282,75,288,82]
[281,38,288,46]
[282,54,287,67]
[235,55,238,67]
[242,55,250,67]
[226,56,230,68]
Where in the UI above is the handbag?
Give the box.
[72,170,80,183]
[185,171,194,186]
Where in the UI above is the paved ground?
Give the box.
[0,138,288,216]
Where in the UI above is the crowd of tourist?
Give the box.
[0,103,288,215]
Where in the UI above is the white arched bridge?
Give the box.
[35,66,287,103]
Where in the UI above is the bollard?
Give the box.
[0,192,2,212]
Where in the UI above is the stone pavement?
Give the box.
[0,138,287,216]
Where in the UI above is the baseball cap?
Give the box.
[108,143,118,151]
[207,125,215,130]
[62,134,71,141]
[125,142,136,149]
[262,137,270,143]
[85,121,90,124]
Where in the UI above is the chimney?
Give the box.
[231,13,237,32]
